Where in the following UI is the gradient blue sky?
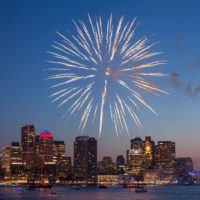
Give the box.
[0,0,200,168]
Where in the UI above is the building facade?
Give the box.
[53,141,69,181]
[143,136,155,169]
[39,130,54,164]
[0,147,11,178]
[175,157,193,175]
[116,155,125,174]
[74,136,97,184]
[10,142,24,178]
[128,137,144,180]
[156,141,176,181]
[21,125,35,170]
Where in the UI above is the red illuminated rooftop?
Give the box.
[40,130,53,138]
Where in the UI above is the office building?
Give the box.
[53,141,68,180]
[156,141,176,181]
[128,137,144,180]
[39,130,54,164]
[143,136,155,169]
[98,156,116,174]
[74,136,97,184]
[0,147,11,178]
[21,125,35,170]
[10,142,23,177]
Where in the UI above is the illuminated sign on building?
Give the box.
[40,130,53,138]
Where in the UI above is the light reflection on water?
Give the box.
[0,185,200,200]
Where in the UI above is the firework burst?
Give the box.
[47,14,167,137]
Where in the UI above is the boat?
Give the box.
[71,185,80,190]
[98,184,107,189]
[49,189,56,195]
[81,184,87,187]
[15,187,26,193]
[135,187,147,193]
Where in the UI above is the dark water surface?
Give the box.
[0,185,200,200]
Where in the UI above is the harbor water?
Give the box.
[0,185,200,200]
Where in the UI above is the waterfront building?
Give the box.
[44,162,57,184]
[21,125,35,170]
[97,174,119,185]
[74,136,97,184]
[155,141,176,181]
[143,168,162,184]
[128,137,144,180]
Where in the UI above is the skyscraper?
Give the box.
[38,130,54,164]
[35,135,42,169]
[35,130,55,184]
[10,142,23,178]
[21,125,35,170]
[66,157,72,179]
[0,147,11,178]
[156,141,176,180]
[53,141,66,162]
[74,136,97,184]
[128,137,144,180]
[143,136,155,169]
[53,141,68,180]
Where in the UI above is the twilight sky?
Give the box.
[0,0,200,169]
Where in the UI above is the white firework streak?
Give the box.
[99,80,107,137]
[47,14,167,137]
[63,82,94,120]
[92,103,99,124]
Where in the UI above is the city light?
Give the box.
[0,125,195,186]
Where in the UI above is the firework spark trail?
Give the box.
[79,97,94,132]
[47,14,167,137]
[50,87,76,103]
[110,16,124,61]
[92,103,99,124]
[99,80,107,137]
[64,83,94,118]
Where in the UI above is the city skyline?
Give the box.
[0,0,200,170]
[0,124,192,165]
[0,124,195,186]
